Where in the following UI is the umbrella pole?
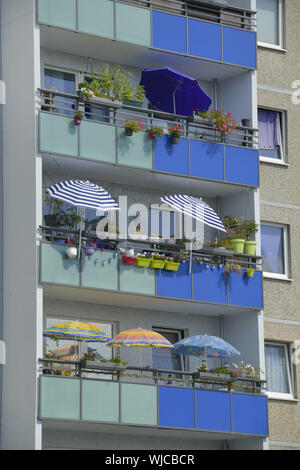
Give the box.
[139,348,142,369]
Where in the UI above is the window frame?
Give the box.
[257,0,285,50]
[261,222,289,280]
[258,106,287,164]
[152,326,185,372]
[265,340,294,400]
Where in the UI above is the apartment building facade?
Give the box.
[256,0,300,450]
[0,0,273,450]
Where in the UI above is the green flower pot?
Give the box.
[244,241,257,256]
[247,268,255,278]
[136,257,151,268]
[231,239,245,254]
[150,259,165,269]
[123,99,143,108]
[164,262,180,271]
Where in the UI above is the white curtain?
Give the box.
[265,344,290,393]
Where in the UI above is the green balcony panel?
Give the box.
[115,2,151,47]
[41,243,80,286]
[40,376,80,420]
[121,383,157,425]
[80,120,116,163]
[78,0,114,38]
[38,0,76,30]
[81,250,118,291]
[40,113,78,157]
[120,263,156,295]
[117,129,153,169]
[82,380,119,422]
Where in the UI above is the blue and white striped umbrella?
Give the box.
[46,180,119,211]
[161,194,226,232]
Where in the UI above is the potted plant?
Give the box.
[150,253,165,269]
[164,256,181,271]
[136,253,152,267]
[124,118,143,136]
[81,354,127,371]
[122,252,136,265]
[224,216,245,254]
[196,109,240,140]
[84,241,97,257]
[123,84,145,108]
[146,126,164,140]
[243,220,259,256]
[43,195,64,227]
[247,268,255,278]
[74,111,83,126]
[168,125,183,144]
[41,87,56,112]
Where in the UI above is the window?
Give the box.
[261,223,289,279]
[265,342,293,399]
[44,68,76,115]
[258,108,285,162]
[257,0,284,48]
[152,328,184,373]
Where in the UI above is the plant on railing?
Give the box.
[168,125,183,144]
[124,118,143,136]
[43,195,64,227]
[197,109,240,137]
[134,85,146,103]
[223,216,258,255]
[146,126,164,140]
[197,363,208,372]
[74,111,84,126]
[41,87,56,111]
[231,361,263,379]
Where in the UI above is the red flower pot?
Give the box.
[122,254,136,265]
[74,117,82,126]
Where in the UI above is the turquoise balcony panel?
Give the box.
[41,243,80,286]
[152,11,187,54]
[188,19,222,61]
[196,390,231,432]
[81,380,119,422]
[78,0,114,38]
[40,376,80,420]
[156,262,192,300]
[39,113,78,157]
[80,120,116,163]
[81,251,118,291]
[115,2,151,47]
[193,264,227,304]
[154,135,189,175]
[190,140,224,181]
[121,383,157,425]
[228,270,263,309]
[225,146,259,186]
[159,386,195,429]
[38,0,76,30]
[119,263,155,296]
[223,27,257,69]
[232,394,268,436]
[117,129,153,169]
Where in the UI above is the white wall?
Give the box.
[218,71,255,125]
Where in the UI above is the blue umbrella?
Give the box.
[173,335,240,360]
[140,66,211,116]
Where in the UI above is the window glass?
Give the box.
[152,330,183,372]
[258,108,283,160]
[257,0,280,45]
[261,224,285,274]
[265,343,291,394]
[44,68,76,115]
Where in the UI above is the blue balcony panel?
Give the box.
[196,390,231,432]
[190,140,224,181]
[232,394,268,436]
[225,146,259,186]
[38,0,76,30]
[188,19,222,61]
[80,120,116,163]
[81,250,118,291]
[159,387,194,429]
[39,113,78,157]
[116,2,151,47]
[78,0,114,38]
[152,11,187,54]
[228,270,263,309]
[40,377,80,420]
[193,264,227,304]
[154,135,189,175]
[81,380,119,422]
[41,243,80,286]
[117,128,153,169]
[156,262,192,300]
[223,27,257,69]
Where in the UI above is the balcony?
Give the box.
[38,360,268,438]
[38,90,259,188]
[37,0,256,70]
[39,238,263,310]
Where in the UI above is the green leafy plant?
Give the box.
[196,109,240,136]
[168,125,183,138]
[214,367,232,375]
[74,111,84,119]
[134,85,145,102]
[152,253,165,261]
[243,220,259,240]
[124,118,143,133]
[197,363,208,372]
[60,207,82,230]
[147,126,164,140]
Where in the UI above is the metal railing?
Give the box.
[38,88,258,150]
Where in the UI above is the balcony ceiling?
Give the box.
[40,26,250,82]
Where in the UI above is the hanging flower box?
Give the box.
[164,257,180,271]
[136,255,151,268]
[122,253,136,265]
[150,255,165,269]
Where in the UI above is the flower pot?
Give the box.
[84,247,95,256]
[123,99,143,108]
[74,117,82,126]
[244,241,257,256]
[247,268,255,278]
[122,254,136,265]
[66,246,78,259]
[148,132,155,140]
[87,96,122,108]
[170,135,179,144]
[231,239,245,254]
[164,262,180,271]
[150,259,165,269]
[44,214,58,227]
[136,257,151,268]
[125,128,133,136]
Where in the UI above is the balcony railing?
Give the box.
[37,0,257,68]
[38,89,259,187]
[38,359,268,437]
[39,227,263,310]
